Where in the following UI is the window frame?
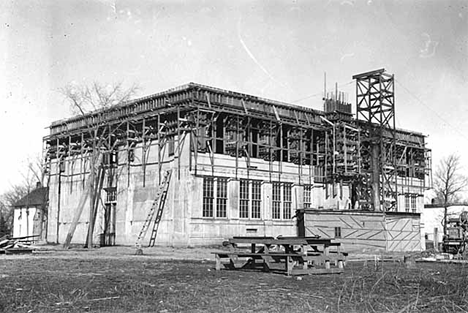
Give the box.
[272,182,293,220]
[334,226,342,238]
[239,179,262,219]
[283,183,292,219]
[216,178,228,218]
[303,185,312,209]
[202,177,214,218]
[202,176,228,218]
[404,195,410,213]
[410,195,417,213]
[251,181,261,219]
[272,182,281,219]
[239,179,249,219]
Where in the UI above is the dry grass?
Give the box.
[0,252,467,313]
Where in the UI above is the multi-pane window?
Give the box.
[334,227,342,238]
[216,178,227,218]
[405,195,410,213]
[240,180,249,218]
[303,185,312,209]
[203,177,227,218]
[405,195,409,212]
[283,183,292,219]
[272,182,292,219]
[203,177,214,217]
[404,194,419,213]
[272,183,281,219]
[106,188,117,202]
[239,180,262,219]
[252,181,261,219]
[411,195,417,213]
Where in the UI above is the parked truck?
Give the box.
[442,211,468,255]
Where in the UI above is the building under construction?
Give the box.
[43,69,431,251]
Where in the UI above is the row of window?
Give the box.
[202,177,312,220]
[201,178,421,217]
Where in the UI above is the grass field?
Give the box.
[0,248,467,313]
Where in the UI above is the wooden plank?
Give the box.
[215,254,221,271]
[276,236,320,240]
[5,248,33,255]
[291,268,344,275]
[214,252,346,263]
[304,254,346,263]
[229,238,307,245]
[212,252,307,258]
[231,236,275,240]
[285,256,293,276]
[304,239,333,245]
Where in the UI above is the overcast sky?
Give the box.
[1,0,467,196]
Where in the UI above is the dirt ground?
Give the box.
[0,245,467,313]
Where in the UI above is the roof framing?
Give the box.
[48,83,325,138]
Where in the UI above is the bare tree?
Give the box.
[0,185,29,237]
[0,156,48,238]
[26,155,47,188]
[59,82,139,248]
[433,154,468,235]
[60,82,138,115]
[17,155,47,192]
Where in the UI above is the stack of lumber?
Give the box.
[0,235,34,255]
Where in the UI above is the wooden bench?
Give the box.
[213,236,347,276]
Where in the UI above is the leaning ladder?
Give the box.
[135,170,172,250]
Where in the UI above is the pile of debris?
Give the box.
[417,248,468,263]
[0,235,35,255]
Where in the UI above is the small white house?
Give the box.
[421,204,468,249]
[13,186,48,242]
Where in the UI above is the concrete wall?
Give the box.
[46,130,424,247]
[188,175,297,245]
[47,132,311,246]
[47,157,95,244]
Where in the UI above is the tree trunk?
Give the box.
[87,142,98,248]
[87,160,95,248]
[443,205,448,236]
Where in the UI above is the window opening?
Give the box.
[304,185,312,209]
[272,183,281,219]
[203,177,214,217]
[334,227,342,238]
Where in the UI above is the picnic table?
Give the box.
[213,236,347,276]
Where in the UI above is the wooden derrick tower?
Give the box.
[353,68,397,211]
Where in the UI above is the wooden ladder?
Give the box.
[135,170,172,250]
